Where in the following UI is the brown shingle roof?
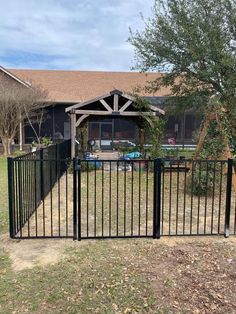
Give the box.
[9,69,171,103]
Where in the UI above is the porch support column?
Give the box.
[70,109,76,158]
[83,122,88,152]
[181,111,185,149]
[139,127,145,154]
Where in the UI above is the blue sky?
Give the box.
[0,0,154,71]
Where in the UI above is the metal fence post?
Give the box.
[7,157,14,238]
[40,149,44,200]
[153,158,162,239]
[73,157,78,240]
[224,158,233,238]
[77,159,81,241]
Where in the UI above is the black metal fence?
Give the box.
[74,158,236,239]
[8,140,71,238]
[159,159,233,236]
[8,155,236,240]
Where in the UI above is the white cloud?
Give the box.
[0,0,154,70]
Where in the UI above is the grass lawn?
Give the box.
[0,157,236,313]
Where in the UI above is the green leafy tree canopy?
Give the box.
[129,0,236,112]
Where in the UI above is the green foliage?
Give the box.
[163,148,179,158]
[188,102,228,195]
[67,161,97,174]
[81,161,96,172]
[130,0,236,105]
[148,118,166,158]
[197,100,235,159]
[32,136,53,147]
[132,94,166,158]
[67,161,74,174]
[40,136,53,147]
[13,149,28,157]
[187,163,220,196]
[77,127,87,154]
[199,121,225,159]
[129,0,236,142]
[162,148,194,159]
[191,170,212,196]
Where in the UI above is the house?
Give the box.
[0,66,201,153]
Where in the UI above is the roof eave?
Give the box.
[0,65,31,88]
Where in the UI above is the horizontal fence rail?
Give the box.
[8,154,236,240]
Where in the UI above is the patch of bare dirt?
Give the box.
[0,233,74,271]
[134,237,236,313]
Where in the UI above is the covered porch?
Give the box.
[65,90,165,157]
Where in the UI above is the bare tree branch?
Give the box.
[0,76,48,155]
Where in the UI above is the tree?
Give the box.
[0,78,48,155]
[25,107,49,146]
[129,0,236,142]
[133,93,166,158]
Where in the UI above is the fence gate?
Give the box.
[73,158,156,240]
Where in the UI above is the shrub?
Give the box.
[81,161,96,172]
[13,149,28,157]
[187,163,220,196]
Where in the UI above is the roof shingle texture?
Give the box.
[9,69,171,103]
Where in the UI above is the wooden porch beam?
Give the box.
[150,105,165,115]
[114,94,119,111]
[74,110,157,116]
[99,99,112,111]
[65,91,114,112]
[119,100,132,112]
[76,114,89,127]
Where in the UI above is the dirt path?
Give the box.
[0,234,72,271]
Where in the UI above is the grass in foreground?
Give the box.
[0,240,158,313]
[0,238,236,313]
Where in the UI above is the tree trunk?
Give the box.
[1,136,12,156]
[19,119,24,151]
[7,138,12,156]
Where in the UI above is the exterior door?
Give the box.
[100,122,113,150]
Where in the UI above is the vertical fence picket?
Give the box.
[73,157,78,240]
[153,158,162,239]
[77,159,81,241]
[7,157,14,238]
[156,158,162,239]
[225,159,233,238]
